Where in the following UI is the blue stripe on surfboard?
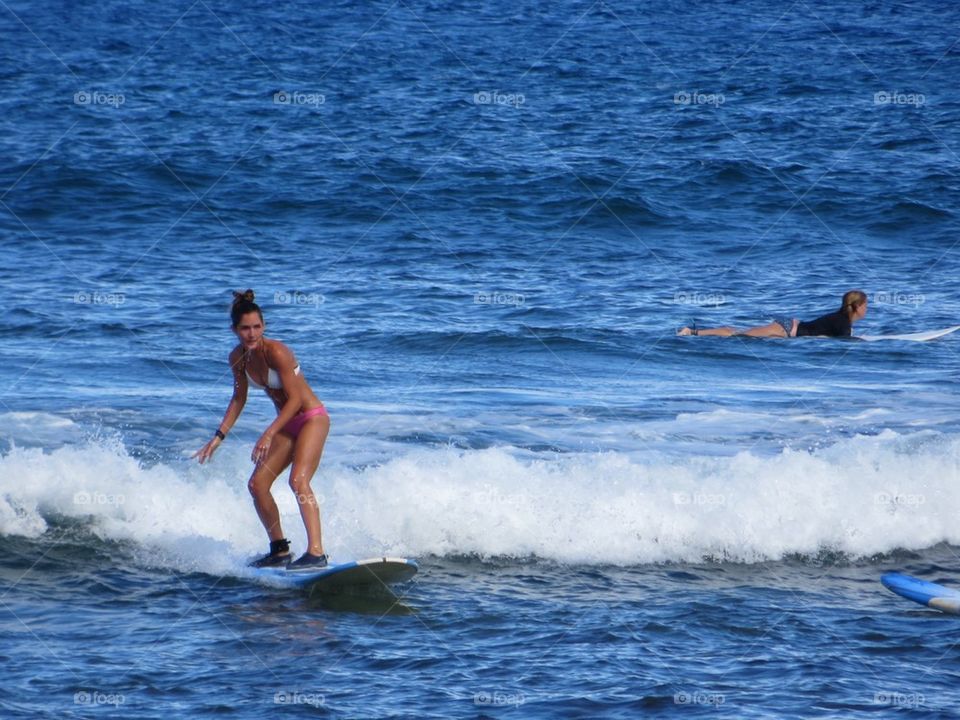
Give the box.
[881,572,960,614]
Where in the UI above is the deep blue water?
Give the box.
[3,0,960,717]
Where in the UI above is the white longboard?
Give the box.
[857,325,960,342]
[253,557,418,592]
[856,325,960,342]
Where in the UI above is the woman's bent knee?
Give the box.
[289,476,314,495]
[249,471,280,498]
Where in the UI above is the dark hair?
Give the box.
[840,289,867,317]
[231,289,264,328]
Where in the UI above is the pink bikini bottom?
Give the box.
[281,406,328,438]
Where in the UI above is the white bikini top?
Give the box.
[246,364,301,390]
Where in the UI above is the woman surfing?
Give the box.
[677,290,868,338]
[195,290,330,570]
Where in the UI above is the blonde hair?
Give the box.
[840,290,867,317]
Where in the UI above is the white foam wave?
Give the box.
[1,430,958,569]
[0,411,85,448]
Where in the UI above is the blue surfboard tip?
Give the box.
[881,571,960,615]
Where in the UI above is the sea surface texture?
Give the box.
[2,0,960,717]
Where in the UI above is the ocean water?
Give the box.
[3,0,960,717]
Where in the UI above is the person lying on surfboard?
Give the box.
[194,290,330,570]
[677,290,867,338]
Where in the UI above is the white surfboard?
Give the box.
[253,557,418,593]
[857,325,960,342]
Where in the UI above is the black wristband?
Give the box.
[215,429,226,441]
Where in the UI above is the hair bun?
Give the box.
[232,289,256,306]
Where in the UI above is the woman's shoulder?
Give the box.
[263,337,297,366]
[228,344,245,367]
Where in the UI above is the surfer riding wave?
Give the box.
[677,290,868,338]
[194,289,330,570]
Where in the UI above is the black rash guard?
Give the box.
[795,310,852,337]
